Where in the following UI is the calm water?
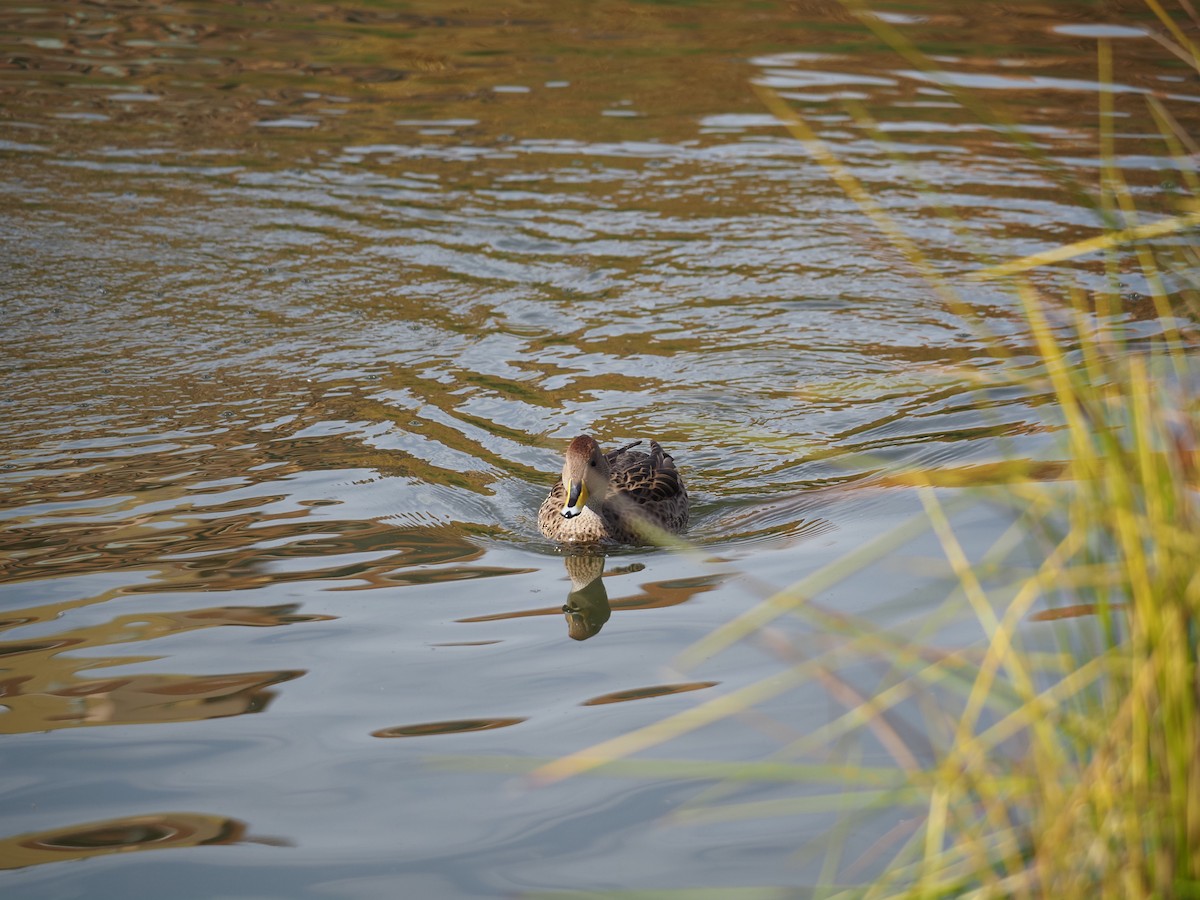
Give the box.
[2,0,1196,895]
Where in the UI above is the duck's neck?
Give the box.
[586,491,608,516]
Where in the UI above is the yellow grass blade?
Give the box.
[966,210,1200,281]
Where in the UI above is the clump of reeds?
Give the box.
[842,1,1200,891]
[874,289,1200,899]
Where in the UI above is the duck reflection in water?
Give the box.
[562,553,610,641]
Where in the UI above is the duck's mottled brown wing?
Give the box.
[607,440,685,507]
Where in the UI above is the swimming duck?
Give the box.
[538,435,689,544]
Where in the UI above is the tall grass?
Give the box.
[845,5,1200,891]
[527,2,1200,896]
[879,292,1200,898]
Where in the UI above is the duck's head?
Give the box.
[559,435,610,519]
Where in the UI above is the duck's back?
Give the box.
[604,440,689,536]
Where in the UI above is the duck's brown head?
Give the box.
[560,435,610,519]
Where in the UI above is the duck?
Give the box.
[538,435,689,544]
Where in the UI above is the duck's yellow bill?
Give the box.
[562,480,587,518]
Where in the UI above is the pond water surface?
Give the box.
[2,1,1197,895]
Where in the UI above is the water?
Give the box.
[2,1,1195,894]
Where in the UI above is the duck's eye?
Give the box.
[589,458,597,468]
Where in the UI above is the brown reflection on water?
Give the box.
[0,0,866,151]
[3,509,481,590]
[582,681,720,706]
[5,0,1186,160]
[372,717,527,739]
[0,812,285,870]
[1,666,302,734]
[0,603,310,733]
[2,395,514,600]
[1029,603,1126,622]
[3,497,502,598]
